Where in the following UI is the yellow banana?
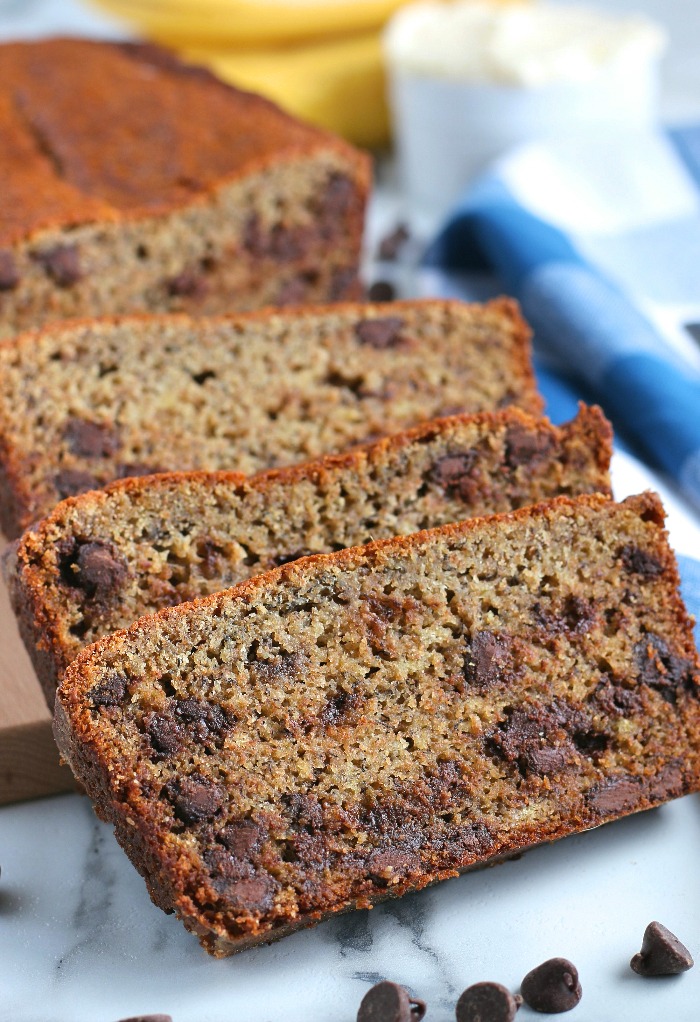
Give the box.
[91,0,411,47]
[183,32,389,148]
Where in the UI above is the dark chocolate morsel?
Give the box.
[117,462,164,479]
[505,426,555,469]
[116,1015,173,1022]
[367,847,421,885]
[620,544,664,579]
[166,269,207,298]
[464,631,513,690]
[357,981,426,1022]
[587,776,641,815]
[37,244,82,287]
[165,775,223,824]
[90,673,127,707]
[54,468,100,499]
[455,982,521,1022]
[225,875,276,914]
[144,713,182,756]
[377,224,410,261]
[367,280,396,302]
[630,921,694,976]
[355,317,404,349]
[219,820,264,857]
[0,250,20,291]
[520,958,582,1013]
[64,417,120,458]
[74,541,127,599]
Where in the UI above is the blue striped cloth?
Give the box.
[426,132,700,511]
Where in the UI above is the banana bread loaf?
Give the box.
[0,39,369,339]
[7,404,612,706]
[54,492,700,956]
[0,298,541,536]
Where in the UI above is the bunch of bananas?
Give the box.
[92,0,519,148]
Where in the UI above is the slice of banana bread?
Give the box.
[0,39,369,339]
[0,298,541,536]
[54,492,700,956]
[7,404,612,706]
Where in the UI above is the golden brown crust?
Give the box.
[55,491,700,955]
[0,38,369,245]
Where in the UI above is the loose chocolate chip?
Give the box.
[456,982,521,1022]
[357,981,426,1022]
[166,269,207,298]
[464,631,514,691]
[73,542,127,599]
[116,1015,172,1022]
[225,875,275,913]
[430,452,479,501]
[367,280,396,302]
[355,317,404,349]
[37,244,82,287]
[90,673,126,707]
[219,820,264,857]
[165,775,223,825]
[505,426,555,470]
[0,250,20,291]
[630,921,694,976]
[64,417,120,458]
[54,468,100,499]
[520,958,582,1013]
[620,544,664,579]
[143,713,182,756]
[377,224,410,262]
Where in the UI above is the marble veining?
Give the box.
[2,791,700,1021]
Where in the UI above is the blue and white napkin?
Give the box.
[422,126,700,634]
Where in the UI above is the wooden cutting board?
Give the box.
[0,535,75,804]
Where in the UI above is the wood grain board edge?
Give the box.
[0,719,76,804]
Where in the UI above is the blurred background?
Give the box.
[0,0,698,152]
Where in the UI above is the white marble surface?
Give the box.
[2,2,700,1021]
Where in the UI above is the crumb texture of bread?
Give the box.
[0,298,541,535]
[8,404,612,704]
[0,39,370,336]
[54,492,700,956]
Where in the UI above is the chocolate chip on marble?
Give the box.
[37,244,82,287]
[144,713,182,756]
[74,541,127,599]
[505,426,555,469]
[355,316,404,349]
[0,250,20,291]
[377,224,410,262]
[166,269,207,298]
[367,280,396,302]
[90,673,127,707]
[620,544,664,579]
[357,981,426,1022]
[116,1015,173,1022]
[64,417,120,458]
[456,982,522,1022]
[520,958,582,1013]
[630,921,694,976]
[54,468,100,499]
[165,775,224,824]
